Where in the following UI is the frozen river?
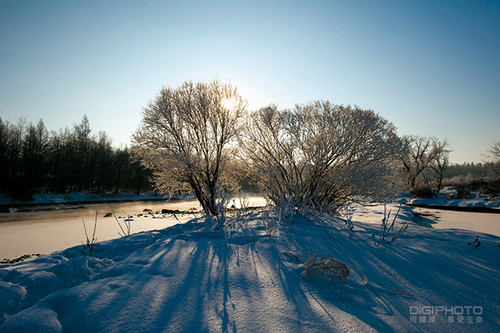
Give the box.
[1,200,499,260]
[412,207,500,237]
[0,196,266,259]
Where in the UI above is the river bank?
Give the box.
[0,192,178,213]
[406,203,500,213]
[0,196,267,259]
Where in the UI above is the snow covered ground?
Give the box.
[350,203,500,237]
[1,204,499,332]
[412,207,500,237]
[406,188,500,209]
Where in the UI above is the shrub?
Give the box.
[456,185,470,199]
[113,211,132,237]
[240,102,402,215]
[301,253,350,288]
[480,177,500,196]
[81,212,98,257]
[377,204,410,244]
[262,208,282,238]
[410,184,434,198]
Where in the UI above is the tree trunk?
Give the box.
[190,177,217,216]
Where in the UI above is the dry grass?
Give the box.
[301,253,350,288]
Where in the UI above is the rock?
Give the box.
[161,209,184,214]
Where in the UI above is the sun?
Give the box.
[222,98,235,110]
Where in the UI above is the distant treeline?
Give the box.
[0,116,151,200]
[443,162,496,179]
[0,114,496,201]
[441,161,499,195]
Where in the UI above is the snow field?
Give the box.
[0,204,499,332]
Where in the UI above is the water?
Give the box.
[0,196,267,259]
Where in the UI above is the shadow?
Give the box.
[3,213,499,333]
[412,215,437,228]
[275,224,399,332]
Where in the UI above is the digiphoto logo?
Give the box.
[409,305,483,324]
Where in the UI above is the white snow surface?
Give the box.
[407,188,500,209]
[1,204,499,332]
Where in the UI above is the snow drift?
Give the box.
[0,204,499,332]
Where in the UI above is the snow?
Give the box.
[0,196,267,259]
[1,204,499,332]
[406,188,500,209]
[413,207,500,237]
[350,202,500,237]
[0,211,192,259]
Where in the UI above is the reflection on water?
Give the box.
[0,196,266,259]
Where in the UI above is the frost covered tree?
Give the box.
[239,101,402,214]
[133,80,247,216]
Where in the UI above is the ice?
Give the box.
[0,196,266,259]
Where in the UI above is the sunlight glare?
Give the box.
[222,98,235,110]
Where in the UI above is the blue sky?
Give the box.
[1,0,499,163]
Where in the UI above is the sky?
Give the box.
[1,0,499,163]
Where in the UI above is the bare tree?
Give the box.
[133,80,247,217]
[428,139,451,192]
[239,101,402,214]
[486,142,500,163]
[486,141,500,182]
[21,119,49,190]
[398,135,444,189]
